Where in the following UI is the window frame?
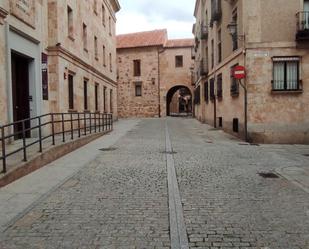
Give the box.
[133,60,141,76]
[175,55,184,68]
[135,82,142,97]
[68,74,74,110]
[272,57,301,91]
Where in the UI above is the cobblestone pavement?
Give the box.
[0,119,170,249]
[168,118,309,249]
[0,118,309,249]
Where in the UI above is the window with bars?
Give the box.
[84,80,88,110]
[230,64,239,96]
[67,6,74,38]
[272,57,300,91]
[217,73,223,98]
[133,60,141,76]
[103,86,107,113]
[204,81,209,103]
[175,55,183,67]
[210,78,215,100]
[68,74,74,110]
[95,84,99,111]
[135,82,142,96]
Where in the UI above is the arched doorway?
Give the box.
[166,85,192,116]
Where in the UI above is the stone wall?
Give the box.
[117,47,160,118]
[159,47,194,117]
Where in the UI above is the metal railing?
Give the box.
[297,11,309,31]
[0,112,113,174]
[296,11,309,40]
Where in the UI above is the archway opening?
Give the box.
[166,85,192,117]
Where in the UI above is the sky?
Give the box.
[116,0,195,39]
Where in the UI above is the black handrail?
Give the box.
[0,112,113,174]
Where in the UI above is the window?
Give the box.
[210,78,215,100]
[230,64,239,96]
[103,86,107,113]
[110,89,113,113]
[175,55,183,67]
[84,80,88,110]
[83,23,88,51]
[109,53,112,72]
[68,74,74,110]
[217,73,223,98]
[95,84,99,111]
[194,85,201,105]
[67,6,73,38]
[272,57,300,91]
[135,82,142,96]
[102,5,106,26]
[133,60,141,76]
[217,29,222,63]
[94,36,98,59]
[211,39,214,68]
[103,46,106,66]
[109,16,112,35]
[204,81,209,103]
[232,11,238,51]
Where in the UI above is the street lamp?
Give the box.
[227,21,249,142]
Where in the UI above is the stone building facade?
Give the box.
[117,30,194,118]
[0,0,120,132]
[193,0,309,144]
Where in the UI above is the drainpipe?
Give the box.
[213,96,217,128]
[157,47,165,118]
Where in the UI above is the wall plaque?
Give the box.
[10,0,35,27]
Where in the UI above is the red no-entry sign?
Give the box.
[233,65,246,79]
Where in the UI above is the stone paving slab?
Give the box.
[0,119,171,249]
[0,119,140,232]
[168,118,309,249]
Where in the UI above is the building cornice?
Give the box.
[111,0,121,13]
[47,46,117,86]
[194,0,200,17]
[0,7,8,25]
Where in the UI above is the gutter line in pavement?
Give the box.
[165,121,189,249]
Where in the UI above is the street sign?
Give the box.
[233,65,246,79]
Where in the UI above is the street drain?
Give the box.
[258,172,279,178]
[99,147,118,152]
[162,151,177,155]
[303,154,309,157]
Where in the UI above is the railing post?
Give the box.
[38,117,42,152]
[22,121,27,162]
[51,114,55,145]
[78,113,81,138]
[98,113,101,132]
[111,114,113,130]
[70,113,73,140]
[1,126,6,173]
[84,113,87,136]
[89,113,92,134]
[62,113,65,142]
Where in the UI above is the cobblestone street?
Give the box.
[0,118,309,249]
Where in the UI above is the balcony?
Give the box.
[191,47,195,59]
[296,11,309,41]
[210,0,222,26]
[200,59,208,76]
[200,23,208,40]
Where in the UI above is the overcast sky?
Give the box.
[116,0,195,39]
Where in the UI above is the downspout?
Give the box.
[157,47,165,118]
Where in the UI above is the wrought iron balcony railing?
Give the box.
[296,11,309,41]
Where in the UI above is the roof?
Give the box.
[117,29,168,49]
[164,39,194,48]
